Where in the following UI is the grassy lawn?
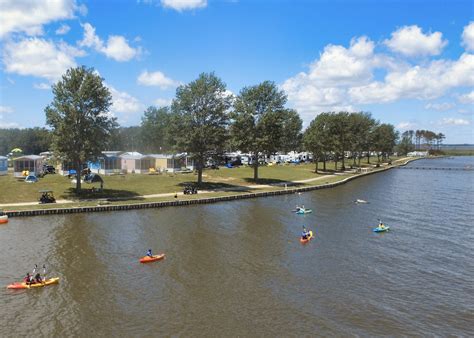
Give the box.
[4,173,358,211]
[0,156,396,205]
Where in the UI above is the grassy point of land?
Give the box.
[1,156,407,209]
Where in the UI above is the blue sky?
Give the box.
[0,0,473,143]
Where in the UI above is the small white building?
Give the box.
[407,151,428,157]
[150,153,194,173]
[89,151,123,175]
[13,155,43,177]
[121,152,155,174]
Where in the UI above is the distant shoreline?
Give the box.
[3,157,427,218]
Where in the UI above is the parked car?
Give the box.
[25,175,38,183]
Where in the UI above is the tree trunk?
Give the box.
[253,151,259,182]
[323,154,326,171]
[75,160,82,192]
[197,156,203,186]
[314,157,319,173]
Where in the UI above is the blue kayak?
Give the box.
[296,209,312,214]
[373,226,390,232]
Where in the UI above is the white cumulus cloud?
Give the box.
[384,25,447,57]
[161,0,207,11]
[424,102,455,111]
[396,122,417,130]
[137,71,179,89]
[306,36,377,86]
[101,36,138,62]
[439,118,470,126]
[282,25,474,124]
[0,0,78,39]
[281,36,381,117]
[55,24,71,35]
[154,98,173,107]
[79,23,139,62]
[2,37,83,81]
[0,106,14,114]
[349,53,474,104]
[108,86,143,114]
[458,90,474,104]
[462,21,474,51]
[0,106,19,128]
[34,83,51,90]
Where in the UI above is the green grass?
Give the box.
[0,156,399,205]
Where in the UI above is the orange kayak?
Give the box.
[139,253,165,263]
[7,277,59,289]
[300,231,314,244]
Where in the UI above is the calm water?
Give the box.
[1,157,473,336]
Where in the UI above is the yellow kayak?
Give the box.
[7,277,60,289]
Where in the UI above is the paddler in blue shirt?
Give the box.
[301,226,309,239]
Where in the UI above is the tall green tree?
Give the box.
[108,126,144,152]
[170,72,231,186]
[280,109,303,153]
[231,81,295,182]
[373,123,399,161]
[0,128,52,155]
[348,112,376,166]
[397,130,415,155]
[45,66,116,192]
[304,117,324,173]
[436,132,445,150]
[330,112,351,170]
[140,106,173,153]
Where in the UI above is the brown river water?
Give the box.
[1,157,473,336]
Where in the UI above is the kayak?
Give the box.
[300,230,314,244]
[296,209,312,214]
[139,253,166,263]
[0,215,8,224]
[7,277,60,289]
[373,226,390,233]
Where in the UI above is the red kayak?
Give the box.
[139,253,166,263]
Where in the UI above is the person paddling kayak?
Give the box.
[301,226,310,240]
[146,249,153,257]
[34,272,43,284]
[23,272,33,285]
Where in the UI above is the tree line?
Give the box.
[1,66,446,190]
[303,112,398,173]
[0,127,52,156]
[397,129,446,155]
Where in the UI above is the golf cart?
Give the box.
[39,190,56,204]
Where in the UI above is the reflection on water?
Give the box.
[1,157,473,336]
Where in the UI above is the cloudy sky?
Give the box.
[0,0,473,143]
